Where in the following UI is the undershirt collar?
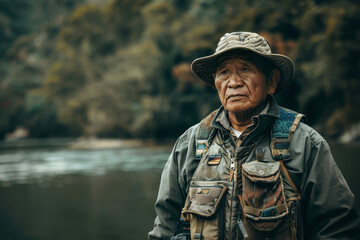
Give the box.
[230,126,242,138]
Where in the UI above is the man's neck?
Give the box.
[227,101,267,132]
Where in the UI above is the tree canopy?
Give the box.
[0,0,359,140]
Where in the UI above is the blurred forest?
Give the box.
[0,0,359,141]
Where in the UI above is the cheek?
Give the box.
[249,77,268,98]
[215,79,224,94]
[214,76,222,88]
[215,81,226,102]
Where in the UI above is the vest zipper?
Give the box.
[237,214,248,239]
[229,156,235,239]
[229,159,235,182]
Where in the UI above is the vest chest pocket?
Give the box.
[240,161,289,232]
[182,181,227,240]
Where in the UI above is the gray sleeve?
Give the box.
[299,127,360,239]
[148,125,199,240]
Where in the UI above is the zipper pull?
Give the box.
[229,158,235,182]
[237,216,249,238]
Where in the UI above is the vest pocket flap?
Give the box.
[243,161,280,183]
[183,183,227,217]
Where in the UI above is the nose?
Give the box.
[228,72,245,88]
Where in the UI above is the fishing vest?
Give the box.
[180,107,306,240]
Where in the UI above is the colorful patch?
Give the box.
[198,189,210,194]
[208,155,222,165]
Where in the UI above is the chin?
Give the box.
[224,98,264,114]
[224,105,252,113]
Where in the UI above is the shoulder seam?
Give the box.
[296,122,327,145]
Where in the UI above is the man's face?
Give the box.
[214,57,276,113]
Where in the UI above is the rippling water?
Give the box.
[0,139,358,240]
[0,139,171,184]
[0,138,172,240]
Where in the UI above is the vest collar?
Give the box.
[210,95,281,145]
[211,96,280,129]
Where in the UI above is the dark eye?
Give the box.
[220,69,228,75]
[241,67,250,72]
[216,69,229,78]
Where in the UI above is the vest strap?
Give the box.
[280,160,301,198]
[243,204,288,217]
[271,107,306,196]
[194,218,204,240]
[194,110,218,161]
[255,148,265,161]
[289,113,305,142]
[195,139,208,161]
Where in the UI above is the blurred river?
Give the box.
[0,139,359,240]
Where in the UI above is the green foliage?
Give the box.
[45,61,86,98]
[0,0,359,140]
[0,0,84,138]
[0,0,29,56]
[104,0,149,43]
[24,90,71,137]
[58,5,112,58]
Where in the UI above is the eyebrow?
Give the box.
[216,58,253,71]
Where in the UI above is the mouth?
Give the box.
[226,94,247,100]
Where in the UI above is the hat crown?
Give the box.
[215,32,272,55]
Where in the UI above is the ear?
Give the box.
[267,69,280,95]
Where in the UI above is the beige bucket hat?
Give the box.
[191,32,295,93]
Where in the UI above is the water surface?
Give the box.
[0,139,358,240]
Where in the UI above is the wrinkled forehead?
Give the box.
[216,56,255,70]
[215,50,261,70]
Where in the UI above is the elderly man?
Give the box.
[148,32,360,240]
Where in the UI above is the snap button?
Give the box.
[258,170,264,175]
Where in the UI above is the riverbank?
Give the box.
[0,137,176,151]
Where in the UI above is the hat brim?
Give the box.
[191,47,295,93]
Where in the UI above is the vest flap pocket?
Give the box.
[183,182,227,217]
[241,161,288,232]
[243,161,280,183]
